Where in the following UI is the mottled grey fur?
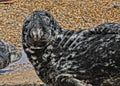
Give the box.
[0,39,21,69]
[22,10,120,86]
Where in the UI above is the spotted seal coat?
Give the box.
[22,10,120,86]
[0,39,21,69]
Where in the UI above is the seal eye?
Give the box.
[42,16,50,25]
[25,20,30,26]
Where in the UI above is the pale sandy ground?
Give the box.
[0,0,120,85]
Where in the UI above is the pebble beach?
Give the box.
[0,0,120,85]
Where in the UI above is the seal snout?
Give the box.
[30,27,43,41]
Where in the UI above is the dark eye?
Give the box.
[42,16,50,25]
[24,20,30,27]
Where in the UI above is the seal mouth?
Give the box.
[25,32,49,46]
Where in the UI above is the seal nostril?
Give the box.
[30,29,35,38]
